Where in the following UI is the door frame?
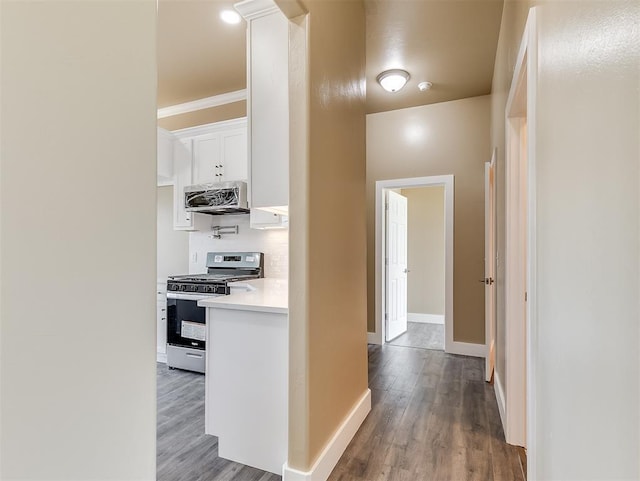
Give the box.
[504,7,538,476]
[371,175,454,352]
[485,150,497,382]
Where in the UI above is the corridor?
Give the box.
[328,345,525,481]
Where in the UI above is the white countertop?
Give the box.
[198,278,288,314]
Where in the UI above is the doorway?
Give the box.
[386,186,446,350]
[503,9,538,471]
[374,176,454,352]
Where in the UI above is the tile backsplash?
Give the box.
[188,214,288,278]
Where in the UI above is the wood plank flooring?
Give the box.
[327,345,525,481]
[157,363,281,481]
[388,322,444,350]
[157,345,524,481]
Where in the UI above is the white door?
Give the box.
[386,190,408,342]
[484,156,497,382]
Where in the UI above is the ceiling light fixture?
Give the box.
[418,81,433,92]
[376,69,410,93]
[220,9,241,25]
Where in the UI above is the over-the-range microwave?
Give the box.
[184,181,249,215]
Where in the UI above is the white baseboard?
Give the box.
[367,331,382,345]
[445,341,486,358]
[282,389,372,481]
[408,313,444,324]
[494,370,506,431]
[157,352,167,363]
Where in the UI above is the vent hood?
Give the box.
[184,181,249,216]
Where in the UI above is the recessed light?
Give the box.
[376,69,410,93]
[220,9,241,25]
[418,81,433,92]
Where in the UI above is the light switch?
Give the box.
[191,252,197,263]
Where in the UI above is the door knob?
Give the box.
[403,268,410,273]
[478,278,494,285]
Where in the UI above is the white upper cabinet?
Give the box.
[157,127,175,186]
[179,118,248,186]
[169,118,248,231]
[172,139,196,230]
[237,0,289,212]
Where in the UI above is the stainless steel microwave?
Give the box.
[184,181,249,215]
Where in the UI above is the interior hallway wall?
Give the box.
[0,1,157,478]
[400,187,445,317]
[531,2,639,477]
[287,0,368,470]
[367,95,491,344]
[490,0,532,405]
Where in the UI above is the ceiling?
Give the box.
[157,0,504,114]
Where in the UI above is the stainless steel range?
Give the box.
[166,252,264,373]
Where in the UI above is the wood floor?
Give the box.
[157,345,524,481]
[157,363,280,481]
[388,321,444,350]
[328,345,525,481]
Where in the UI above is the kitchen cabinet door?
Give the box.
[157,284,167,358]
[173,139,194,229]
[246,9,289,210]
[220,128,248,182]
[192,134,222,184]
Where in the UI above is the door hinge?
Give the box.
[385,313,388,321]
[525,291,528,302]
[385,202,389,211]
[385,257,389,265]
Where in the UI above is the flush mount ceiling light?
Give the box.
[220,9,241,24]
[376,69,410,93]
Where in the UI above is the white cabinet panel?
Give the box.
[173,139,194,229]
[157,283,167,359]
[250,209,288,229]
[193,134,221,184]
[247,10,289,210]
[157,128,174,185]
[221,129,248,182]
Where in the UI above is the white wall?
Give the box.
[531,2,639,478]
[157,186,189,280]
[189,215,288,278]
[0,1,157,479]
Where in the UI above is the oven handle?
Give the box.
[185,352,204,359]
[166,292,222,301]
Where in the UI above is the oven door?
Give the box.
[166,294,210,350]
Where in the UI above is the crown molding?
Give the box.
[157,89,247,119]
[234,0,281,20]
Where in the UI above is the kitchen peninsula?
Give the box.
[198,279,288,475]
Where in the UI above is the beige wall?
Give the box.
[490,0,532,402]
[288,0,368,470]
[0,1,157,478]
[157,186,189,280]
[401,187,445,316]
[157,100,246,131]
[367,95,491,344]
